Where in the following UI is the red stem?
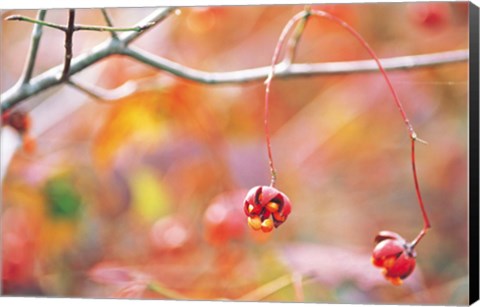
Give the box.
[265,9,430,240]
[265,12,307,186]
[308,10,431,242]
[410,138,431,248]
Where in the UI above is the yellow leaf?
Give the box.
[130,168,171,223]
[92,91,169,169]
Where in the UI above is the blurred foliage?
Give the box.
[1,3,469,305]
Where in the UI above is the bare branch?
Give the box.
[5,13,157,34]
[123,47,469,84]
[1,6,468,115]
[20,10,47,85]
[1,7,177,112]
[61,9,75,82]
[67,78,138,101]
[73,23,155,33]
[100,8,118,39]
[119,7,176,45]
[5,14,66,31]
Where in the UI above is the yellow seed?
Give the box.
[383,257,396,269]
[248,204,255,213]
[248,216,262,231]
[265,202,279,213]
[261,219,273,233]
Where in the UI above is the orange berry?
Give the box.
[22,135,36,154]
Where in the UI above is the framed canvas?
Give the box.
[1,1,479,306]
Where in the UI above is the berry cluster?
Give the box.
[240,8,431,287]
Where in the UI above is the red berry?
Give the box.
[407,3,451,30]
[150,217,192,253]
[371,231,416,285]
[203,191,246,245]
[4,111,31,133]
[243,186,291,231]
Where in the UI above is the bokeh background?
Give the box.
[1,3,470,304]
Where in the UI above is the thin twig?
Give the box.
[238,274,294,301]
[74,23,155,33]
[66,78,138,101]
[238,274,314,301]
[100,8,118,39]
[292,273,304,302]
[5,15,66,31]
[5,14,156,33]
[61,9,75,82]
[146,282,188,300]
[19,10,47,85]
[118,7,176,45]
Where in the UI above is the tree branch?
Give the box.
[1,6,468,114]
[118,7,176,45]
[5,14,66,31]
[66,78,138,101]
[19,10,47,85]
[100,8,119,39]
[1,7,176,112]
[123,47,468,84]
[5,14,157,33]
[60,9,75,82]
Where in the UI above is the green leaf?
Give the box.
[44,177,82,220]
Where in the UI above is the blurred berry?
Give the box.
[203,190,246,245]
[3,111,31,133]
[150,217,192,252]
[1,207,37,289]
[407,3,452,31]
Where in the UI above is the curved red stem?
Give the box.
[410,139,431,247]
[308,9,431,244]
[264,12,307,186]
[265,9,431,242]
